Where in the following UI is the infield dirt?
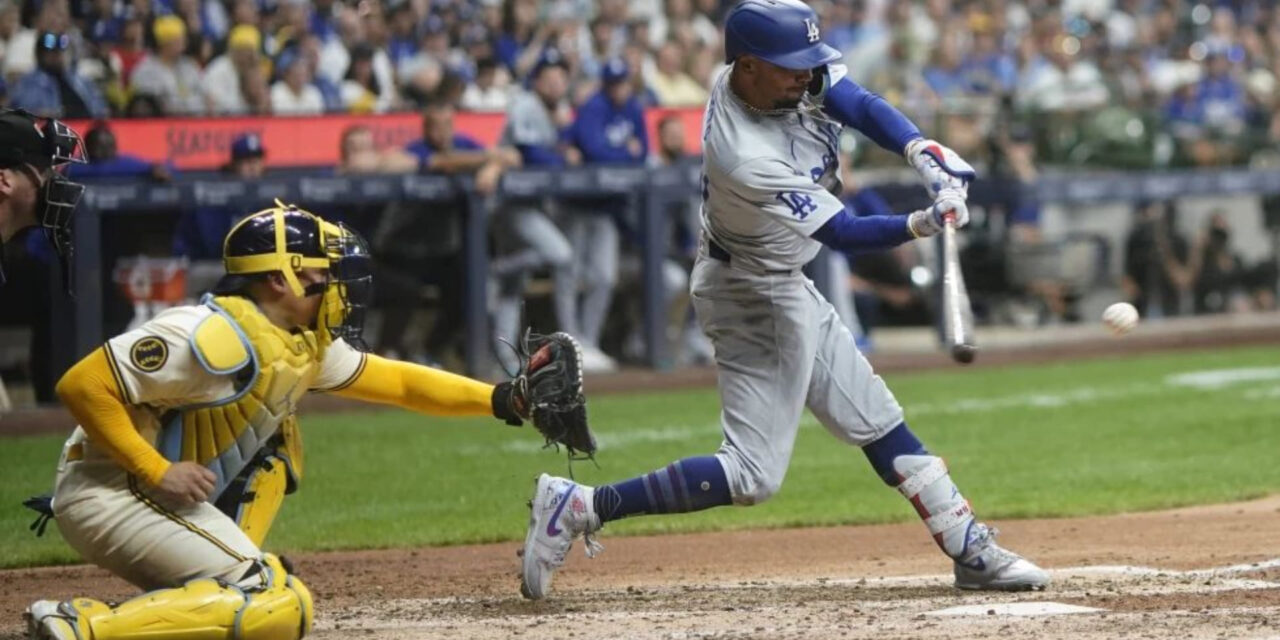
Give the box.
[4,495,1279,639]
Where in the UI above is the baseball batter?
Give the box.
[521,0,1048,599]
[24,203,588,639]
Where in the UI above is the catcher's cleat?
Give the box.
[520,474,601,600]
[952,523,1049,591]
[25,600,76,640]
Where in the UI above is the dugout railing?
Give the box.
[52,164,1280,380]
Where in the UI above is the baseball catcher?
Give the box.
[24,202,592,640]
[0,108,86,293]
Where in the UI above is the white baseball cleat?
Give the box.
[25,600,77,640]
[520,473,601,600]
[952,523,1050,591]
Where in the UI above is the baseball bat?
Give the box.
[940,212,977,364]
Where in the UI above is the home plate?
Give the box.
[925,602,1105,617]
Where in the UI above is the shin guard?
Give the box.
[892,454,975,558]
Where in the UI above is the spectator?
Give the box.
[1123,200,1193,318]
[270,51,325,115]
[336,124,417,174]
[3,0,65,81]
[405,98,518,191]
[650,40,707,106]
[1190,211,1246,314]
[68,121,170,181]
[558,57,649,372]
[490,49,575,372]
[298,33,344,112]
[1018,33,1110,112]
[130,15,206,116]
[922,30,969,99]
[201,24,263,115]
[460,57,511,112]
[385,3,419,70]
[496,0,551,79]
[621,39,661,107]
[172,134,266,262]
[0,1,20,65]
[10,31,108,118]
[341,43,392,113]
[374,99,519,363]
[107,18,147,88]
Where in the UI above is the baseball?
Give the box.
[1102,302,1139,335]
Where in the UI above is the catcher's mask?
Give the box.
[215,202,373,349]
[0,109,87,292]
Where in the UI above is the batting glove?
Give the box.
[907,189,969,238]
[905,138,975,198]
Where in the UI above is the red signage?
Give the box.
[67,108,704,171]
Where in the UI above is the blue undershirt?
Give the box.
[809,77,925,252]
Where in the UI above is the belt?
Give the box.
[706,238,800,276]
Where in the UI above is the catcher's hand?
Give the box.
[492,331,596,458]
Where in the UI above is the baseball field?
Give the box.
[3,339,1280,639]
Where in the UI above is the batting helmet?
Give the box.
[215,202,373,349]
[723,0,842,70]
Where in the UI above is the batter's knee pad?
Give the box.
[39,554,312,640]
[217,454,292,547]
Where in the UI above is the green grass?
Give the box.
[4,345,1280,568]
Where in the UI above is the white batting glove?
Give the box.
[905,138,975,198]
[907,189,970,238]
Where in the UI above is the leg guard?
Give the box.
[217,454,291,548]
[28,554,313,640]
[892,455,975,559]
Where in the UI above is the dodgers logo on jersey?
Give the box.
[777,191,817,220]
[804,19,820,43]
[130,336,169,372]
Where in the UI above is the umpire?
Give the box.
[0,107,87,288]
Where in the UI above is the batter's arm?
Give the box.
[811,193,970,252]
[56,347,172,486]
[330,353,502,418]
[820,74,922,154]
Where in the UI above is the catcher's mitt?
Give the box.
[493,331,596,458]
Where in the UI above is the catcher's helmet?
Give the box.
[215,202,373,349]
[0,108,86,292]
[723,0,841,70]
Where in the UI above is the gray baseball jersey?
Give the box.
[699,65,848,272]
[500,89,562,151]
[693,64,905,505]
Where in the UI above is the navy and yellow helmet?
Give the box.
[214,202,372,349]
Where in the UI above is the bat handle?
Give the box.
[941,209,958,227]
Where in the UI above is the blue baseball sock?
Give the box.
[862,422,929,486]
[593,455,732,524]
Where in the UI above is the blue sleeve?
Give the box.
[516,144,565,167]
[822,77,922,154]
[809,209,914,252]
[455,135,485,151]
[847,188,894,217]
[572,101,636,163]
[405,141,432,171]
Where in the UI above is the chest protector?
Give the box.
[157,295,326,500]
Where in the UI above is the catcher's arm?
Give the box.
[330,353,508,419]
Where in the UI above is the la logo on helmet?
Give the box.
[804,18,819,43]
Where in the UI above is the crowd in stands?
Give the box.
[0,0,1275,168]
[2,0,1280,392]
